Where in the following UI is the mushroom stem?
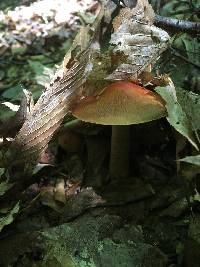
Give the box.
[110,125,130,179]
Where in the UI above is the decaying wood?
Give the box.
[155,15,200,34]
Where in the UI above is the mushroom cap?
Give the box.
[72,81,166,125]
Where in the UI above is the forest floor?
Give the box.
[0,1,199,267]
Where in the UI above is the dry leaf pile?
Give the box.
[0,0,97,50]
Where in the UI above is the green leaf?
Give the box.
[0,168,14,196]
[7,66,18,79]
[11,44,27,55]
[155,81,199,150]
[28,60,45,76]
[35,66,54,86]
[176,88,200,131]
[0,202,20,232]
[2,85,23,100]
[181,35,199,64]
[0,168,4,177]
[0,70,5,80]
[193,191,200,202]
[0,181,13,196]
[0,102,18,121]
[179,155,200,166]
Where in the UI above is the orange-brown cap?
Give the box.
[72,81,166,125]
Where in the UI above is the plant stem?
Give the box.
[110,125,130,179]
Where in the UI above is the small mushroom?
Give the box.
[72,81,167,179]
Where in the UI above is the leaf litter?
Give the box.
[0,0,199,266]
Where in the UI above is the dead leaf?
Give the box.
[6,5,105,179]
[54,179,66,204]
[61,187,105,221]
[107,0,170,81]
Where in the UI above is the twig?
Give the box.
[171,47,200,69]
[172,46,199,56]
[155,15,200,34]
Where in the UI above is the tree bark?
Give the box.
[155,15,200,34]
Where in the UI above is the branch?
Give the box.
[155,15,200,34]
[171,47,200,69]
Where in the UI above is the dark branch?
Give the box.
[155,15,200,34]
[170,47,200,69]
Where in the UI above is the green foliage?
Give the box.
[2,85,24,100]
[0,180,13,196]
[158,33,199,90]
[155,82,199,150]
[0,1,199,266]
[193,191,200,202]
[179,155,200,166]
[0,103,15,120]
[0,168,14,196]
[176,88,200,131]
[0,49,64,121]
[158,0,199,20]
[0,201,20,232]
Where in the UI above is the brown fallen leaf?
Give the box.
[5,5,105,181]
[107,0,170,81]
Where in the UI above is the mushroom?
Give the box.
[72,81,167,179]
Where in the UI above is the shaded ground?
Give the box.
[0,1,200,267]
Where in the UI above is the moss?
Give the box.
[0,214,167,267]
